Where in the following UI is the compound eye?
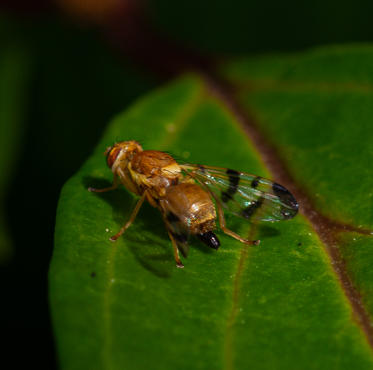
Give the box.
[106,146,121,169]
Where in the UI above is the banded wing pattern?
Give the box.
[181,165,298,222]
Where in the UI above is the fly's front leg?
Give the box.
[109,191,146,241]
[88,174,119,193]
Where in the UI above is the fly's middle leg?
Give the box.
[167,231,184,268]
[216,200,260,245]
[109,191,146,241]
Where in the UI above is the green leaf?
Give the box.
[222,44,373,322]
[50,46,373,370]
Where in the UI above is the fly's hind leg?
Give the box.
[188,173,260,246]
[167,231,184,268]
[88,174,119,193]
[214,194,260,246]
[109,191,146,242]
[186,171,260,246]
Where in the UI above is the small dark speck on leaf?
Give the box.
[297,242,302,247]
[91,272,96,277]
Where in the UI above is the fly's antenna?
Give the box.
[104,146,113,156]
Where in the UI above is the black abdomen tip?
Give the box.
[198,231,220,250]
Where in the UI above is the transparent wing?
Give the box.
[181,164,298,222]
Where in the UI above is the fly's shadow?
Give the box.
[223,213,281,242]
[83,176,174,278]
[256,224,281,238]
[83,177,281,276]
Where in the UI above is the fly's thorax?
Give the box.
[162,183,216,235]
[130,150,182,197]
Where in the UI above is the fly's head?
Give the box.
[105,141,143,172]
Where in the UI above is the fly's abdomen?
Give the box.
[162,183,216,235]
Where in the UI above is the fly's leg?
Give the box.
[187,171,260,246]
[215,199,260,245]
[167,231,184,268]
[88,175,119,193]
[110,192,146,241]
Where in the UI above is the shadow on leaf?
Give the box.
[257,224,281,238]
[83,176,174,277]
[83,176,281,276]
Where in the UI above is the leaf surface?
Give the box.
[50,47,373,370]
[222,44,373,323]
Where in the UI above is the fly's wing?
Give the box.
[163,211,190,258]
[181,164,298,222]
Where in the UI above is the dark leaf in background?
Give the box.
[1,14,156,368]
[148,0,373,53]
[0,16,32,262]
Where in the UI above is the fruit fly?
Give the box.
[89,140,298,268]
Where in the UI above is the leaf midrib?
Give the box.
[99,71,373,370]
[203,72,373,358]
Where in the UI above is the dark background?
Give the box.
[1,0,373,368]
